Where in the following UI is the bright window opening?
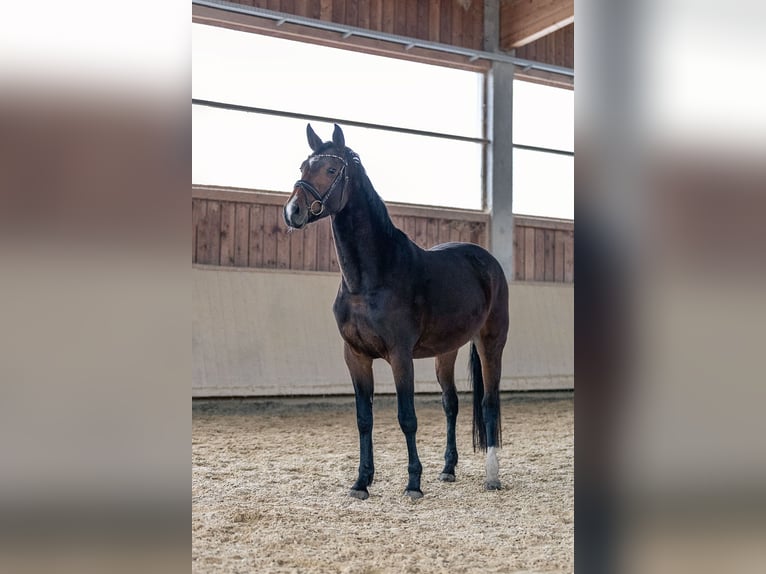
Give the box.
[512,80,574,220]
[192,23,485,210]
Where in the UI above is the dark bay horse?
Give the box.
[283,124,509,499]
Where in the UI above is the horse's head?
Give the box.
[283,123,354,229]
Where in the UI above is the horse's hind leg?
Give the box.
[475,340,504,490]
[477,311,509,490]
[435,350,459,482]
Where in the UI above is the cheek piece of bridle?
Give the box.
[294,153,353,217]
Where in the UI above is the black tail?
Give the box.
[470,343,486,452]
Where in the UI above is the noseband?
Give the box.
[294,154,349,217]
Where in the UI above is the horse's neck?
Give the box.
[331,180,401,293]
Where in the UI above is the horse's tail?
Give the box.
[470,342,487,452]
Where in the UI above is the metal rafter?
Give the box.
[192,0,575,78]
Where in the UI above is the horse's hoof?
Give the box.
[349,488,369,500]
[484,479,502,491]
[438,473,456,482]
[404,489,424,500]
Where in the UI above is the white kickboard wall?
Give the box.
[193,266,573,396]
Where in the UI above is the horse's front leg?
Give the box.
[344,344,375,500]
[391,352,423,499]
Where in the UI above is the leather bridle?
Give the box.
[294,153,349,217]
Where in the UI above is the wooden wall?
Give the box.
[192,187,489,272]
[513,215,573,282]
[226,0,486,50]
[193,187,573,282]
[513,23,573,68]
[512,23,574,88]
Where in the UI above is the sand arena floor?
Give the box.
[193,392,573,573]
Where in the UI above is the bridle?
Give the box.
[294,153,349,217]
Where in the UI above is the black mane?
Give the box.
[344,147,400,241]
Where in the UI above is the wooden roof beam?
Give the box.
[500,0,574,49]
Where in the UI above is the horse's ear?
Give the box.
[306,124,323,151]
[332,124,345,149]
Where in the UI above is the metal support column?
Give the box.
[486,60,515,279]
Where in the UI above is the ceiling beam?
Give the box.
[500,0,574,49]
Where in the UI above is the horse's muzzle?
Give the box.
[284,194,308,229]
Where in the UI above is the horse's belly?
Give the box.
[412,314,486,358]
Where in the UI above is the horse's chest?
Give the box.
[333,294,394,357]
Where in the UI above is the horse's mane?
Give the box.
[314,143,399,240]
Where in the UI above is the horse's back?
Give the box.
[425,242,507,288]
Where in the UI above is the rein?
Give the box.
[294,153,349,217]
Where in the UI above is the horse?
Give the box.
[283,124,509,499]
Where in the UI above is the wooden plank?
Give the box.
[320,0,333,20]
[403,216,417,242]
[395,0,407,36]
[273,206,290,269]
[292,0,308,18]
[357,0,370,29]
[449,221,462,243]
[439,0,451,45]
[416,0,429,40]
[289,226,304,270]
[310,0,322,19]
[206,201,222,266]
[369,0,382,30]
[563,24,574,67]
[462,0,475,50]
[315,218,331,271]
[329,233,339,272]
[471,0,483,51]
[381,0,394,33]
[197,199,210,264]
[513,215,573,230]
[192,186,289,206]
[564,230,574,282]
[332,0,345,24]
[544,229,555,281]
[438,219,451,245]
[346,0,358,27]
[262,205,279,268]
[426,218,439,248]
[459,221,473,244]
[513,224,524,280]
[281,1,296,17]
[302,222,318,271]
[554,230,566,282]
[390,214,405,231]
[249,203,264,267]
[388,201,489,222]
[534,228,545,281]
[234,203,250,267]
[414,217,428,248]
[219,202,236,266]
[500,0,574,49]
[524,227,535,280]
[468,222,483,246]
[451,0,463,47]
[192,199,202,263]
[428,0,440,42]
[193,6,490,73]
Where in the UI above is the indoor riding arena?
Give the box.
[193,1,574,572]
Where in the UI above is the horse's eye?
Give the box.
[328,168,337,175]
